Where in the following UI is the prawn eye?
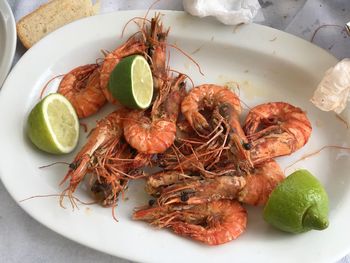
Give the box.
[148,199,156,206]
[180,191,189,202]
[243,142,252,150]
[69,162,77,170]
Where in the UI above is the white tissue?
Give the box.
[183,0,261,25]
[311,59,350,114]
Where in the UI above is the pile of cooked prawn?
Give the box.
[56,13,312,246]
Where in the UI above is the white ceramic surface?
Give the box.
[0,10,348,263]
[0,0,16,87]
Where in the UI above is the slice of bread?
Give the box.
[17,0,100,49]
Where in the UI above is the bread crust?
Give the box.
[16,0,98,49]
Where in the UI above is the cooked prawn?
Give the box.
[238,159,285,206]
[181,84,243,136]
[60,109,127,206]
[152,160,284,207]
[57,64,106,118]
[145,170,200,197]
[147,13,169,90]
[133,200,247,245]
[181,84,253,171]
[156,175,246,206]
[89,141,148,207]
[123,74,187,154]
[244,102,312,164]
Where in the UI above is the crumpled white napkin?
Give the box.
[311,59,350,114]
[183,0,261,25]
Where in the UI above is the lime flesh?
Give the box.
[108,55,153,109]
[27,93,79,154]
[263,169,329,233]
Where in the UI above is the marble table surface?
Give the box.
[1,0,349,262]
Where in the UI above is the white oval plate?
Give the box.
[0,10,349,263]
[0,0,16,87]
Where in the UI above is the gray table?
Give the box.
[1,1,349,262]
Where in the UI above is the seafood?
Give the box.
[60,109,144,207]
[157,121,229,171]
[57,64,106,118]
[181,84,243,136]
[147,13,169,90]
[181,84,253,172]
[145,170,201,197]
[156,175,246,206]
[89,141,147,207]
[100,35,147,104]
[238,159,285,206]
[123,74,187,154]
[133,200,247,245]
[244,102,312,164]
[99,14,168,104]
[52,12,314,247]
[149,159,284,207]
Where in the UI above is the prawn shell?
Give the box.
[58,65,106,119]
[171,200,247,245]
[123,113,176,154]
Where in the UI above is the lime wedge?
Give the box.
[27,93,79,154]
[263,169,329,233]
[108,55,153,109]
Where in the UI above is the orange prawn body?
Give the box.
[148,13,169,90]
[60,110,125,198]
[238,159,285,206]
[123,75,187,154]
[133,200,247,246]
[244,102,312,164]
[57,64,106,118]
[145,170,196,197]
[181,84,253,171]
[148,160,284,207]
[181,84,243,136]
[156,175,246,206]
[123,111,177,154]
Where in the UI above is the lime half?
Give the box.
[27,93,79,154]
[263,169,329,233]
[108,55,153,109]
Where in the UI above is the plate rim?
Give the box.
[0,10,345,263]
[0,0,16,88]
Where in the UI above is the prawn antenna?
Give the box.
[166,43,204,76]
[19,193,97,206]
[38,161,70,169]
[284,145,350,173]
[121,17,151,38]
[168,69,194,89]
[40,74,64,99]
